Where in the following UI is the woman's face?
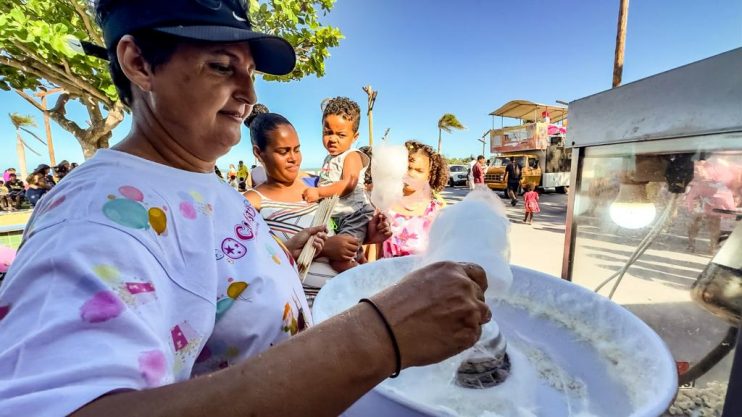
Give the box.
[404,150,431,195]
[255,124,302,184]
[134,41,257,163]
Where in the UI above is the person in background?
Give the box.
[227,163,237,179]
[472,155,486,187]
[3,168,16,183]
[302,97,375,272]
[522,183,540,225]
[467,157,477,190]
[251,163,267,187]
[505,156,522,206]
[5,173,25,209]
[237,160,251,187]
[228,174,239,189]
[54,160,71,181]
[25,173,51,208]
[0,180,11,211]
[70,162,79,170]
[33,164,55,187]
[383,141,448,258]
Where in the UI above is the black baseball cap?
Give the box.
[95,0,296,75]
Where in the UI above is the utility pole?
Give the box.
[477,130,489,156]
[612,0,630,88]
[362,85,377,146]
[34,87,63,167]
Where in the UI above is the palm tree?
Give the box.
[9,113,46,180]
[437,113,465,154]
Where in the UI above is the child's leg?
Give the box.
[332,204,374,272]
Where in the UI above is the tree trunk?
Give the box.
[437,128,442,154]
[16,131,28,180]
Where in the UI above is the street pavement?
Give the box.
[440,185,567,277]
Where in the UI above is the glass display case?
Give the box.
[562,48,742,416]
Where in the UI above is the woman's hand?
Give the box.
[321,234,360,262]
[370,262,490,368]
[365,211,392,244]
[302,187,320,203]
[285,225,327,260]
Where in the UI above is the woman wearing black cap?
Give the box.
[0,1,490,416]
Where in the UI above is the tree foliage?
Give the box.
[437,113,465,154]
[0,0,343,158]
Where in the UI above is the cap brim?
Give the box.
[154,26,296,76]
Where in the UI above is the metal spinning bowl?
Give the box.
[313,256,678,417]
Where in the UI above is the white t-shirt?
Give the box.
[251,165,267,187]
[0,150,311,416]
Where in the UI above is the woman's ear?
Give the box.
[117,35,154,94]
[252,145,263,164]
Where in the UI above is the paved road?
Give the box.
[440,185,567,277]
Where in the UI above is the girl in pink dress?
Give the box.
[523,183,540,225]
[383,141,449,257]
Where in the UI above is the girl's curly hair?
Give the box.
[405,140,449,192]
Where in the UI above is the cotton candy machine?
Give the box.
[313,256,678,417]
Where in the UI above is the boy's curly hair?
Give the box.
[322,97,361,133]
[405,140,449,193]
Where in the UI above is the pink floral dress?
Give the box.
[383,200,443,258]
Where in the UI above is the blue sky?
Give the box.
[1,0,741,172]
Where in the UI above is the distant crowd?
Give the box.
[0,161,77,212]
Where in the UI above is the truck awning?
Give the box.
[489,100,568,123]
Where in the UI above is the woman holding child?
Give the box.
[243,105,391,305]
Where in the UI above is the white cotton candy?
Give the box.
[370,143,408,212]
[420,187,512,297]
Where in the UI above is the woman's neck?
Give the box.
[113,105,214,173]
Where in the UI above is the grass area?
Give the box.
[0,210,30,249]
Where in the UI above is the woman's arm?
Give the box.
[73,262,490,417]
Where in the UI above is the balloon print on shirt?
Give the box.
[281,290,309,336]
[194,339,240,371]
[80,290,125,323]
[138,349,168,387]
[0,304,10,321]
[215,278,251,322]
[103,185,169,236]
[177,190,214,220]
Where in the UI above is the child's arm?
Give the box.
[303,152,363,203]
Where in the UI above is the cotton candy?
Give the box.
[370,143,408,212]
[420,187,512,297]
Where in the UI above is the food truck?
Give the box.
[484,100,570,194]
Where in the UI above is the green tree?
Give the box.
[0,0,343,158]
[9,113,46,179]
[437,113,465,154]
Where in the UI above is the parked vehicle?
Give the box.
[448,164,468,187]
[484,100,571,194]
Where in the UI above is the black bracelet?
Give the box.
[359,298,401,378]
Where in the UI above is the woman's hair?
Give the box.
[245,107,293,151]
[404,140,449,192]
